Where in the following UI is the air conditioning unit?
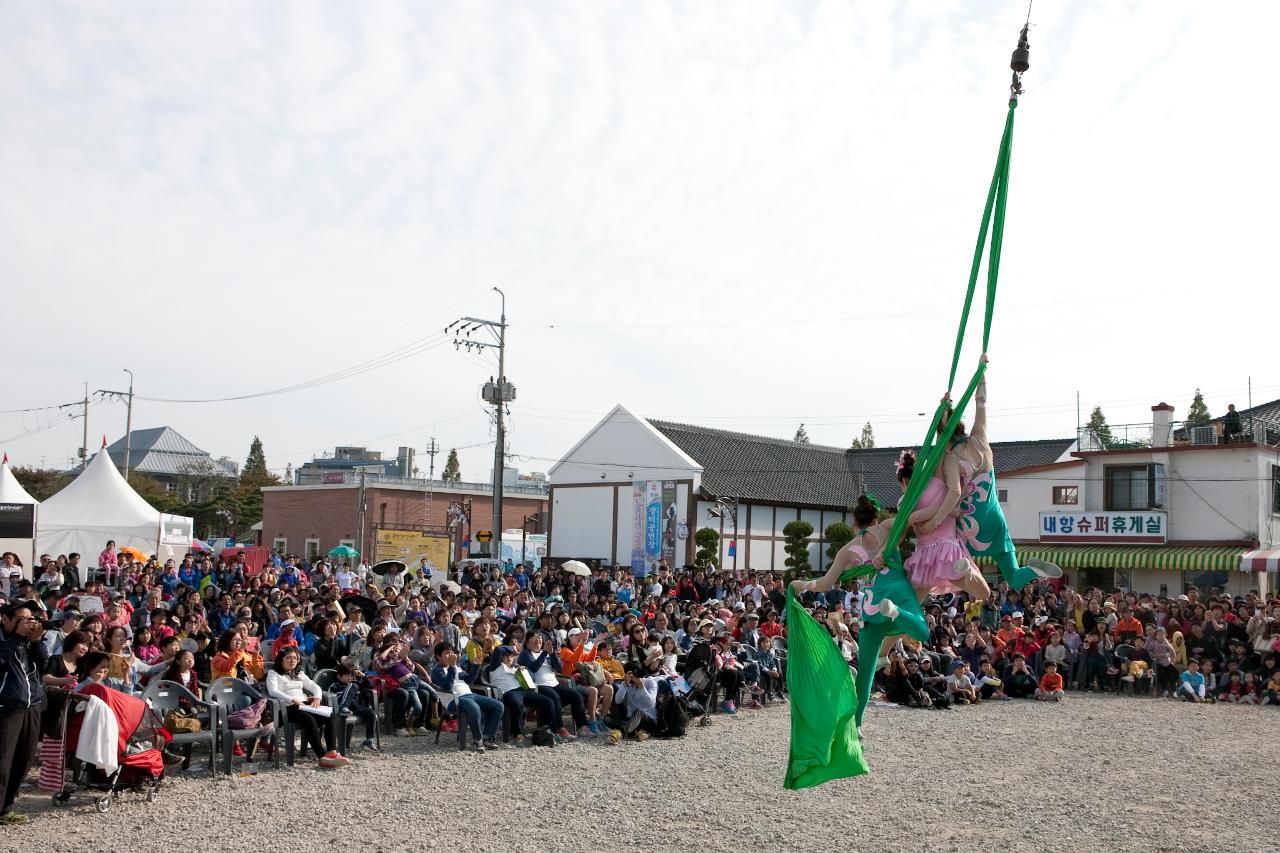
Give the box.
[1190,426,1217,446]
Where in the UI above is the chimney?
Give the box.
[1151,402,1174,448]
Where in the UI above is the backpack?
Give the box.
[531,728,556,748]
[657,693,689,738]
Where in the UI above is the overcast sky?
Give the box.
[2,1,1276,481]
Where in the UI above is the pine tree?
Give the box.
[850,421,875,449]
[441,448,462,482]
[794,423,810,444]
[234,436,280,530]
[694,527,720,569]
[1086,406,1113,449]
[1185,388,1211,426]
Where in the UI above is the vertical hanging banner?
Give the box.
[631,481,647,577]
[660,480,677,565]
[632,480,673,577]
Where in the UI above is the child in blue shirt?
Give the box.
[1178,659,1206,703]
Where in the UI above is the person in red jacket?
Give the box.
[1035,661,1065,701]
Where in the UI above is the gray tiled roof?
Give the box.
[649,419,1073,511]
[103,427,236,478]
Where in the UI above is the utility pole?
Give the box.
[97,370,136,478]
[425,437,440,479]
[423,437,440,532]
[122,369,133,478]
[79,382,89,469]
[356,469,368,562]
[446,287,515,546]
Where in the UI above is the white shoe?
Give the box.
[879,597,900,621]
[1027,558,1063,579]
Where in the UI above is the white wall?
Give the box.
[1001,464,1087,541]
[550,486,614,560]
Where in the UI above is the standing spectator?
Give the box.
[1222,403,1243,442]
[0,601,49,824]
[97,541,119,589]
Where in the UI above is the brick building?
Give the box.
[260,477,548,565]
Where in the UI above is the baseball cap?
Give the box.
[497,645,517,656]
[567,627,583,637]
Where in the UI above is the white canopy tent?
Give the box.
[36,447,193,566]
[0,458,38,578]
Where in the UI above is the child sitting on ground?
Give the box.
[1178,659,1206,703]
[1035,661,1065,702]
[974,659,1008,701]
[1264,670,1280,706]
[333,662,379,751]
[946,662,979,705]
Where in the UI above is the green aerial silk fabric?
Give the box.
[783,587,868,789]
[785,99,1021,786]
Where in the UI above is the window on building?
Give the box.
[272,537,287,555]
[1273,465,1280,514]
[304,538,321,560]
[1105,465,1151,511]
[1052,486,1079,505]
[997,489,1008,504]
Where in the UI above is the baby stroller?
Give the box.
[50,683,169,813]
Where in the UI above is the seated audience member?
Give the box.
[1035,661,1065,702]
[973,659,1008,701]
[266,647,350,768]
[947,662,979,705]
[333,662,380,751]
[484,645,557,747]
[605,669,662,742]
[430,642,503,752]
[1178,659,1207,703]
[519,631,587,741]
[1002,653,1037,699]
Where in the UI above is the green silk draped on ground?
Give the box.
[783,587,868,789]
[784,100,1018,788]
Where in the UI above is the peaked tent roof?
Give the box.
[0,460,38,505]
[649,419,1074,510]
[41,446,160,527]
[102,427,236,478]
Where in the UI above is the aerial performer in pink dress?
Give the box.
[920,355,1062,589]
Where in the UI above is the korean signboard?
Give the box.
[374,528,452,573]
[1039,511,1167,544]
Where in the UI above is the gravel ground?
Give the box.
[4,694,1276,853]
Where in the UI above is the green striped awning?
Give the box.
[975,545,1245,573]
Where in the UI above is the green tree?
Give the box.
[693,527,720,569]
[850,421,876,449]
[1086,405,1113,449]
[793,423,810,444]
[11,466,70,501]
[233,436,280,530]
[1185,388,1211,426]
[782,519,814,577]
[824,521,853,562]
[127,473,179,513]
[441,448,462,481]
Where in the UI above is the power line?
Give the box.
[134,333,448,403]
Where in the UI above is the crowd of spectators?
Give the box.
[0,546,796,822]
[2,542,1278,825]
[797,575,1280,710]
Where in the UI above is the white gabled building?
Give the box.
[548,404,1074,575]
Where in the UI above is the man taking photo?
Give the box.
[0,600,49,824]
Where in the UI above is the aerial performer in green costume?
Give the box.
[783,18,1039,788]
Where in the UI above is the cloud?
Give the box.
[1,1,1277,476]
